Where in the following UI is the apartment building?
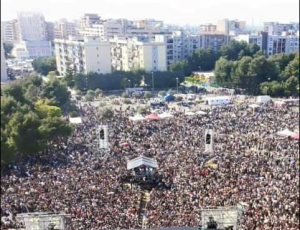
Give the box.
[1,41,8,82]
[54,19,79,39]
[264,22,299,35]
[267,33,299,56]
[46,22,55,41]
[199,32,231,52]
[80,14,101,30]
[18,12,48,41]
[200,24,217,33]
[110,36,167,72]
[1,20,20,43]
[55,37,111,76]
[217,19,246,35]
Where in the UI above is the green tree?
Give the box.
[87,90,95,98]
[144,91,152,99]
[284,76,299,96]
[3,42,14,58]
[32,57,57,76]
[122,92,130,98]
[95,89,103,98]
[64,63,75,88]
[43,78,71,108]
[188,48,217,71]
[35,99,62,118]
[100,108,114,119]
[281,53,299,81]
[214,57,235,88]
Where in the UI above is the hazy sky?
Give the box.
[1,0,299,26]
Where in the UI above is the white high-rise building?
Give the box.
[217,19,246,35]
[267,33,299,56]
[1,41,8,82]
[1,20,20,43]
[110,36,167,72]
[18,12,47,41]
[264,22,300,35]
[55,37,112,76]
[54,19,79,40]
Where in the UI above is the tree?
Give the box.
[6,111,44,155]
[95,89,103,98]
[144,91,152,99]
[32,57,57,76]
[214,58,235,88]
[64,63,75,88]
[35,99,62,118]
[122,92,130,98]
[74,73,88,91]
[219,40,260,61]
[2,81,26,104]
[188,48,217,71]
[24,84,40,103]
[100,108,114,119]
[3,42,14,58]
[39,116,72,140]
[281,53,299,81]
[43,78,71,108]
[132,92,141,99]
[284,76,299,96]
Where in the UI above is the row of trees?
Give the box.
[215,52,299,96]
[1,74,74,165]
[65,68,186,92]
[170,40,261,76]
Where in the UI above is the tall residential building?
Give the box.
[1,41,8,82]
[110,36,167,72]
[200,24,217,33]
[80,14,101,30]
[17,12,48,41]
[217,19,246,35]
[46,22,55,41]
[54,19,79,39]
[55,37,111,76]
[199,32,231,52]
[1,20,20,42]
[267,33,299,56]
[264,22,300,35]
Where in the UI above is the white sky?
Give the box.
[1,0,299,26]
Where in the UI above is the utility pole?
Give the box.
[176,78,179,94]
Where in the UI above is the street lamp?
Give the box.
[199,66,202,72]
[129,80,131,89]
[176,78,179,94]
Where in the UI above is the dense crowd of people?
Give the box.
[1,97,299,230]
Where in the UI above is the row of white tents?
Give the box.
[129,110,207,122]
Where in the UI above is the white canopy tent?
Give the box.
[127,156,158,170]
[196,111,207,115]
[185,111,197,116]
[69,117,83,124]
[277,129,296,137]
[249,104,260,109]
[129,114,146,122]
[158,112,174,119]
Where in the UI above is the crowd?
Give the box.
[1,98,299,230]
